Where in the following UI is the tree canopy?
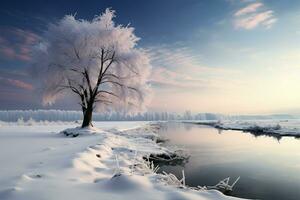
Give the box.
[32,9,152,119]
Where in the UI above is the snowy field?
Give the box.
[0,121,240,200]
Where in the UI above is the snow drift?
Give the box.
[0,121,241,200]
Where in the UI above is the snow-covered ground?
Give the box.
[194,119,300,137]
[0,121,240,200]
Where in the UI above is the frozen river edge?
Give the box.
[189,120,300,138]
[0,121,242,200]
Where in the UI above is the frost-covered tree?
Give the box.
[32,9,151,128]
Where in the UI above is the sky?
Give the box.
[1,0,300,114]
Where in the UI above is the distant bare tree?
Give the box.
[33,9,151,128]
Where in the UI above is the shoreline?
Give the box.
[0,121,241,200]
[186,121,300,139]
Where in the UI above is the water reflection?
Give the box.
[157,122,300,200]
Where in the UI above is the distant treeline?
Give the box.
[0,110,297,122]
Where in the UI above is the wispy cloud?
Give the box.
[0,77,34,90]
[234,2,263,16]
[148,45,205,89]
[0,27,40,61]
[235,10,277,29]
[147,45,251,113]
[233,2,277,30]
[150,66,206,89]
[7,79,33,90]
[147,45,241,91]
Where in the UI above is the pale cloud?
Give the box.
[0,27,40,61]
[6,78,34,90]
[262,17,277,29]
[235,10,277,29]
[234,2,263,16]
[147,45,242,91]
[149,66,206,89]
[0,77,34,90]
[233,2,277,30]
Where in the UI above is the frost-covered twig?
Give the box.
[161,170,186,188]
[206,176,240,192]
[141,155,160,174]
[159,171,240,193]
[129,152,160,175]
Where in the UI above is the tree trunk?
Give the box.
[81,105,93,128]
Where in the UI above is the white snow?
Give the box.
[193,119,300,137]
[214,119,300,136]
[0,121,241,200]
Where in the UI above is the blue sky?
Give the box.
[1,0,300,114]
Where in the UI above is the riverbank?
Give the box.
[0,121,241,200]
[188,119,300,138]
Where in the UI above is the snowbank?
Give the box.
[0,121,241,200]
[194,119,300,137]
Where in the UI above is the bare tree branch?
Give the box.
[103,73,136,80]
[96,90,119,98]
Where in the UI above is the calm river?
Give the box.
[157,122,300,200]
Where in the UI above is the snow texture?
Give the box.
[0,121,241,200]
[196,119,300,137]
